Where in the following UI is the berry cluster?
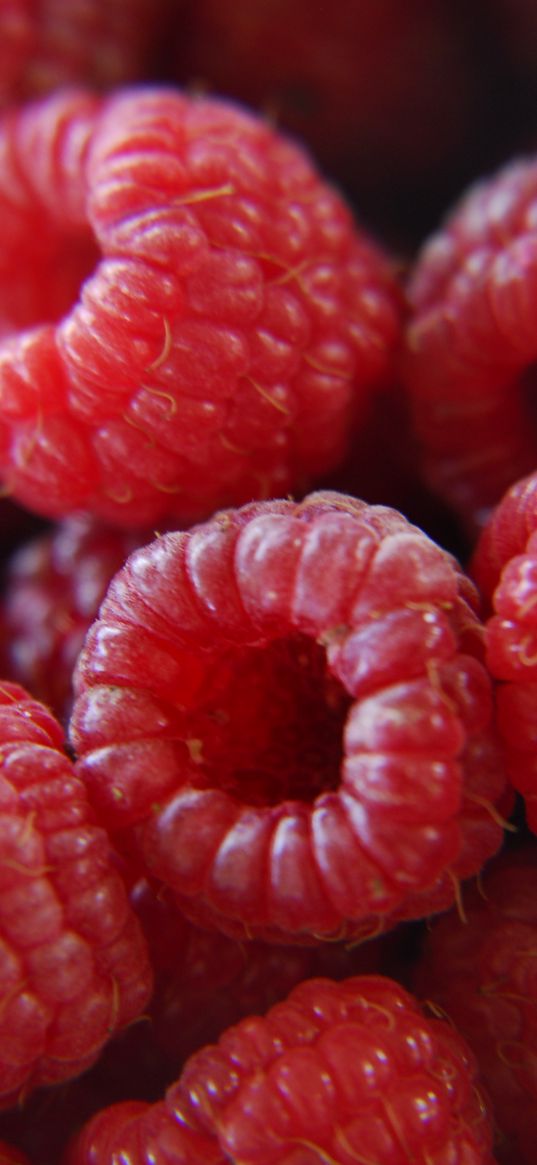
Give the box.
[1,5,537,1165]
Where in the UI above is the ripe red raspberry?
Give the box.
[0,681,152,1109]
[2,516,153,724]
[70,490,508,944]
[403,154,537,535]
[414,843,537,1165]
[0,86,400,528]
[0,1,163,107]
[66,974,497,1165]
[471,471,537,831]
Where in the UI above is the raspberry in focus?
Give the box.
[70,490,508,944]
[0,86,401,527]
[0,681,152,1109]
[65,974,497,1165]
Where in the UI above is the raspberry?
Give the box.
[0,86,400,527]
[471,471,537,831]
[66,974,496,1165]
[0,1142,29,1165]
[131,878,400,1071]
[69,490,508,944]
[2,516,153,724]
[414,843,537,1165]
[0,1,163,107]
[0,680,152,1108]
[403,154,537,535]
[174,0,477,196]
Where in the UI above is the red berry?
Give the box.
[70,491,508,944]
[174,0,478,193]
[0,681,152,1108]
[131,877,400,1070]
[0,0,163,107]
[0,86,400,527]
[414,843,537,1165]
[403,154,537,535]
[0,1141,30,1165]
[471,471,537,830]
[2,516,152,724]
[66,974,497,1165]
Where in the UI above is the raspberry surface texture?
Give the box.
[414,843,537,1165]
[70,490,508,944]
[66,974,497,1165]
[0,86,400,527]
[2,516,152,723]
[0,681,152,1108]
[471,471,537,831]
[403,154,537,534]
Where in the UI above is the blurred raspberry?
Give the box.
[403,152,537,538]
[131,878,407,1071]
[66,974,497,1165]
[0,86,401,527]
[2,516,152,723]
[471,471,537,831]
[0,0,166,106]
[0,681,152,1109]
[0,1141,30,1165]
[172,1,482,217]
[414,842,537,1165]
[70,490,508,944]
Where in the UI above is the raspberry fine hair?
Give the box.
[70,490,509,945]
[0,85,400,527]
[0,680,152,1109]
[403,153,537,534]
[65,974,497,1165]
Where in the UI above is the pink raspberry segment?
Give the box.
[414,843,537,1165]
[0,681,153,1109]
[0,86,401,527]
[70,490,508,944]
[66,974,497,1165]
[471,471,537,831]
[403,153,537,534]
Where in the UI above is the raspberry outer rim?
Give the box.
[70,491,507,942]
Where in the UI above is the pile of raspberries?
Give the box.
[3,4,537,1164]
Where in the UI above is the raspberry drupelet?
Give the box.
[65,974,497,1165]
[70,491,509,945]
[0,681,152,1109]
[414,843,537,1165]
[0,86,401,528]
[403,153,537,535]
[471,470,537,831]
